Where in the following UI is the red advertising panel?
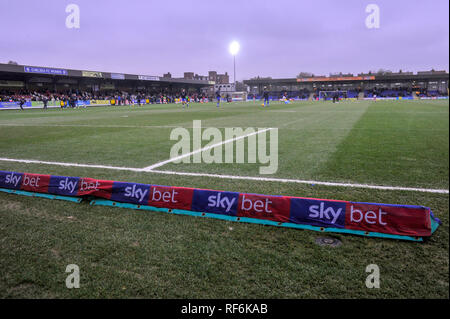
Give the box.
[345,203,431,237]
[20,173,51,193]
[77,178,114,199]
[237,194,291,222]
[148,185,194,210]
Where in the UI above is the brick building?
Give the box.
[181,71,229,84]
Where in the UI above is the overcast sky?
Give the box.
[0,0,448,80]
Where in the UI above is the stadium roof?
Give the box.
[0,63,214,86]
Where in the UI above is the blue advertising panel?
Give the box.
[111,73,125,80]
[24,66,68,75]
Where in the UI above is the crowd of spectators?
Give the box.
[1,86,447,105]
[248,86,448,100]
[0,88,211,104]
[365,87,448,98]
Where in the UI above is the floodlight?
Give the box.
[229,41,240,56]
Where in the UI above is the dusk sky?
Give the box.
[0,0,448,80]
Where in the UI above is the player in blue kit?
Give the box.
[181,89,189,109]
[216,90,221,107]
[18,97,25,110]
[263,87,269,107]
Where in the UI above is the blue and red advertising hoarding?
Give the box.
[0,170,441,241]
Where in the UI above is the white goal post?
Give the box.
[230,91,247,102]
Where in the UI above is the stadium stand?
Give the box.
[0,63,214,109]
[245,71,449,100]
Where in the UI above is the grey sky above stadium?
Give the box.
[0,0,448,80]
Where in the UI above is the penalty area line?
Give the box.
[0,157,448,194]
[142,127,274,171]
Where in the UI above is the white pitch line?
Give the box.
[0,157,448,194]
[148,170,449,194]
[142,127,274,171]
[0,123,181,129]
[0,157,142,172]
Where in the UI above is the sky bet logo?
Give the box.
[309,202,343,224]
[77,178,114,198]
[48,176,80,196]
[0,171,23,190]
[208,193,236,212]
[191,190,239,216]
[21,173,51,193]
[111,182,150,204]
[290,198,346,228]
[148,185,193,210]
[237,194,291,222]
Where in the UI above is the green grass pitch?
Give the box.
[0,99,448,298]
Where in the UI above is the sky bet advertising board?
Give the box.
[0,170,441,241]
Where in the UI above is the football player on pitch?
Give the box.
[263,87,269,107]
[216,90,221,108]
[181,89,189,109]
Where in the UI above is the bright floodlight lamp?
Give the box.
[229,41,240,86]
[229,41,240,56]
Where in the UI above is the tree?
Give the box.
[250,76,272,80]
[297,72,314,78]
[376,68,393,75]
[235,81,248,92]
